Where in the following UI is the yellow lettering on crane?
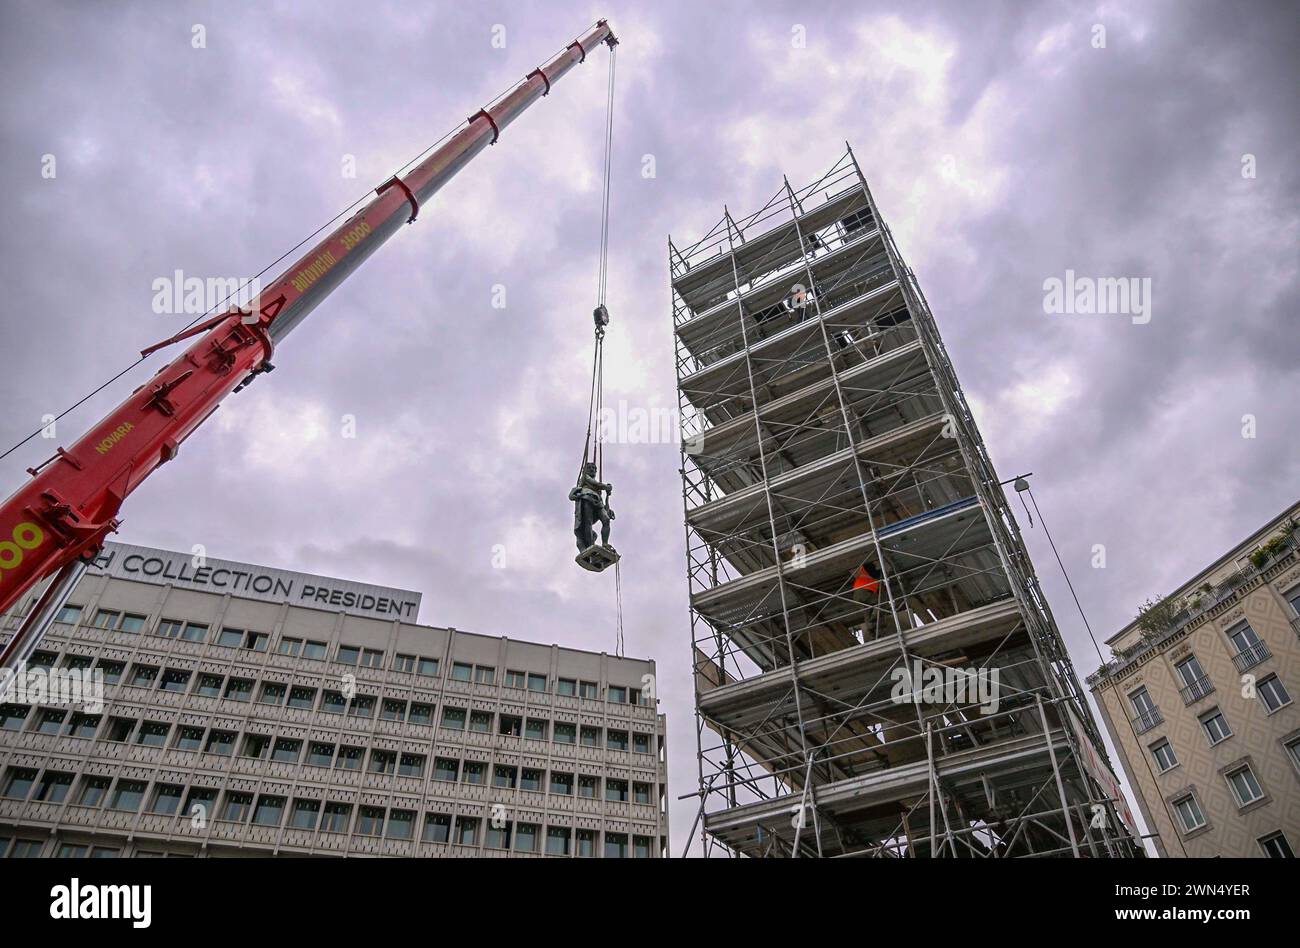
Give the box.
[94,422,135,456]
[290,250,339,294]
[0,521,44,575]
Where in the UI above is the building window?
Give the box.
[259,682,286,705]
[555,722,577,744]
[634,732,651,754]
[95,660,124,684]
[156,618,184,638]
[57,844,88,858]
[604,832,628,858]
[493,766,517,790]
[320,803,351,833]
[578,775,597,799]
[423,814,451,844]
[579,681,598,700]
[434,758,459,782]
[525,718,548,741]
[527,673,547,693]
[486,821,512,850]
[194,674,223,698]
[222,792,253,822]
[54,604,82,624]
[441,707,466,730]
[34,771,72,803]
[515,823,539,853]
[79,776,110,807]
[455,817,479,847]
[462,761,486,785]
[1128,686,1161,733]
[505,670,526,689]
[605,778,628,803]
[184,787,216,818]
[469,711,492,732]
[633,782,651,805]
[205,730,235,756]
[1151,740,1178,772]
[136,722,169,747]
[129,664,158,687]
[381,699,407,722]
[409,703,433,726]
[104,717,135,742]
[347,695,375,718]
[607,685,627,704]
[336,645,360,665]
[1225,764,1265,807]
[546,826,572,855]
[557,678,577,697]
[288,686,316,709]
[633,835,652,858]
[499,714,521,737]
[1258,675,1291,713]
[370,750,397,775]
[417,657,439,677]
[289,799,320,830]
[302,640,327,660]
[160,669,190,692]
[1228,621,1262,653]
[1200,708,1232,745]
[321,691,346,714]
[606,730,629,752]
[520,768,543,792]
[307,742,335,767]
[451,662,472,682]
[387,810,415,840]
[356,806,385,836]
[35,709,66,735]
[474,665,495,685]
[272,738,301,763]
[360,649,384,669]
[1258,832,1295,858]
[1174,655,1213,703]
[1173,793,1206,833]
[550,772,574,796]
[91,608,120,630]
[580,726,599,747]
[576,829,596,858]
[335,746,362,770]
[223,678,253,702]
[0,705,30,731]
[278,636,303,657]
[216,627,244,648]
[67,713,100,739]
[174,726,203,751]
[393,653,415,673]
[150,784,182,815]
[252,795,285,827]
[242,734,271,759]
[3,768,36,799]
[180,622,207,642]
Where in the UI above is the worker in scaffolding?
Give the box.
[570,461,615,553]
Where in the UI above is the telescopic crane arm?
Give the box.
[0,20,618,654]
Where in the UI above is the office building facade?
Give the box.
[0,542,668,857]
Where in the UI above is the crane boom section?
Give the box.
[0,20,616,626]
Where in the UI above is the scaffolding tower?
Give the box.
[670,147,1141,858]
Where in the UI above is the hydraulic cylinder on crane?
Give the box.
[0,19,618,667]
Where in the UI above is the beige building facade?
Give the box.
[1089,501,1300,858]
[0,542,668,857]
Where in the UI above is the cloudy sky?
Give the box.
[1,0,1296,855]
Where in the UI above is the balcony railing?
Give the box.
[1179,676,1215,705]
[1132,707,1164,734]
[1232,641,1272,673]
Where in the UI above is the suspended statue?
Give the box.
[573,306,620,573]
[570,461,614,553]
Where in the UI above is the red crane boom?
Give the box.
[0,20,618,657]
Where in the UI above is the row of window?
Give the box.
[0,694,659,757]
[0,770,658,856]
[49,607,649,703]
[1129,671,1291,734]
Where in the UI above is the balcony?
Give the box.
[1179,676,1215,705]
[1232,641,1272,673]
[1132,707,1164,735]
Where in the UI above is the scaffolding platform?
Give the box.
[670,148,1141,858]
